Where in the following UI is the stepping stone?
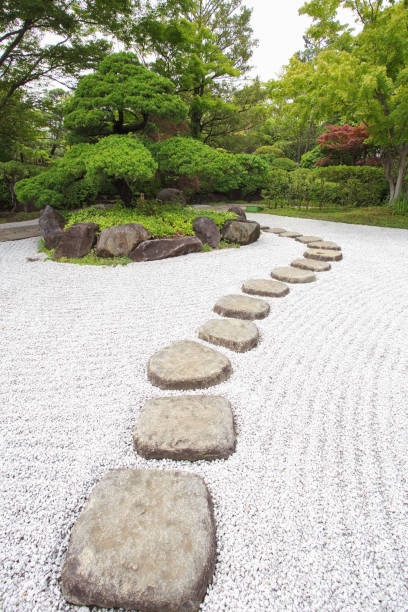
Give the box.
[261,225,270,230]
[304,248,343,262]
[242,278,289,297]
[198,318,259,352]
[61,469,216,610]
[291,258,331,272]
[268,227,286,234]
[213,294,270,320]
[295,235,322,244]
[147,340,231,390]
[133,396,235,460]
[308,240,341,250]
[279,231,302,238]
[271,266,316,283]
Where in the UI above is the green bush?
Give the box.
[312,166,388,206]
[234,154,270,195]
[300,146,323,168]
[254,145,284,158]
[271,157,298,172]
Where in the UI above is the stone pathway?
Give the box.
[0,218,40,242]
[61,223,344,610]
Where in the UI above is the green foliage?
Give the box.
[271,157,298,172]
[300,146,323,168]
[64,53,188,142]
[234,154,270,195]
[254,145,284,157]
[261,169,291,203]
[393,198,408,215]
[0,160,42,210]
[64,203,235,237]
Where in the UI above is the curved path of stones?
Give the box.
[61,226,344,610]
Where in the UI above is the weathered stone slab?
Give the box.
[39,205,65,248]
[295,235,322,244]
[147,340,231,390]
[260,225,270,230]
[193,216,220,248]
[291,258,331,272]
[198,318,259,352]
[61,469,216,611]
[279,231,302,238]
[267,228,286,234]
[242,278,289,297]
[133,396,235,460]
[0,219,40,242]
[54,223,99,259]
[221,220,260,245]
[304,248,343,262]
[308,240,341,251]
[96,223,151,257]
[130,236,202,262]
[271,266,316,283]
[213,294,270,320]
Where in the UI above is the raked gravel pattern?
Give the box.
[1,213,408,611]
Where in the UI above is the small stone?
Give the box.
[147,340,231,390]
[261,225,270,230]
[278,231,302,238]
[271,266,316,283]
[61,469,216,611]
[198,318,259,352]
[304,248,343,262]
[95,223,151,257]
[221,220,260,245]
[291,258,331,272]
[54,223,99,259]
[242,278,289,297]
[157,188,186,205]
[213,294,270,320]
[193,216,220,248]
[268,228,286,234]
[308,240,341,250]
[130,236,202,262]
[133,396,235,460]
[295,235,322,244]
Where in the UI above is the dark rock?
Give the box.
[61,469,216,611]
[157,188,186,205]
[130,236,202,262]
[95,223,152,257]
[221,220,260,245]
[39,205,66,249]
[227,206,247,221]
[54,223,99,259]
[192,216,220,248]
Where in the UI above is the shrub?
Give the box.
[300,146,323,169]
[254,145,284,158]
[234,154,270,195]
[312,166,387,206]
[271,157,298,172]
[261,168,291,203]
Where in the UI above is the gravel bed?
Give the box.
[1,213,408,611]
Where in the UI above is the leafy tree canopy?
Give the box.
[64,52,189,141]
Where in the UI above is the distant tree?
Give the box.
[64,53,188,142]
[38,89,70,157]
[316,124,377,165]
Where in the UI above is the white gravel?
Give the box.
[1,213,408,611]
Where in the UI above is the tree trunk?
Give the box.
[382,144,408,203]
[114,179,134,207]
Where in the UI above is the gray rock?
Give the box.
[222,220,260,245]
[227,206,247,221]
[133,396,235,460]
[308,240,342,251]
[61,469,216,611]
[291,258,331,272]
[242,278,289,297]
[39,205,66,249]
[193,216,220,248]
[130,236,202,262]
[271,266,316,283]
[53,223,99,259]
[0,219,40,242]
[295,235,322,244]
[278,231,302,238]
[198,318,259,352]
[95,223,152,257]
[304,248,343,262]
[147,340,232,390]
[266,227,286,234]
[213,294,270,320]
[157,188,186,205]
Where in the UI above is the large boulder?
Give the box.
[157,188,186,205]
[227,206,247,221]
[39,205,66,249]
[95,223,152,257]
[130,236,202,262]
[54,223,99,259]
[222,220,260,245]
[192,216,220,248]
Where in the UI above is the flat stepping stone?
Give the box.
[291,258,331,272]
[148,340,231,390]
[242,278,289,297]
[133,395,235,460]
[279,231,302,238]
[61,469,216,610]
[308,240,341,250]
[271,266,316,283]
[261,225,270,230]
[295,235,322,244]
[198,318,259,352]
[268,227,287,234]
[304,248,343,262]
[213,294,270,320]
